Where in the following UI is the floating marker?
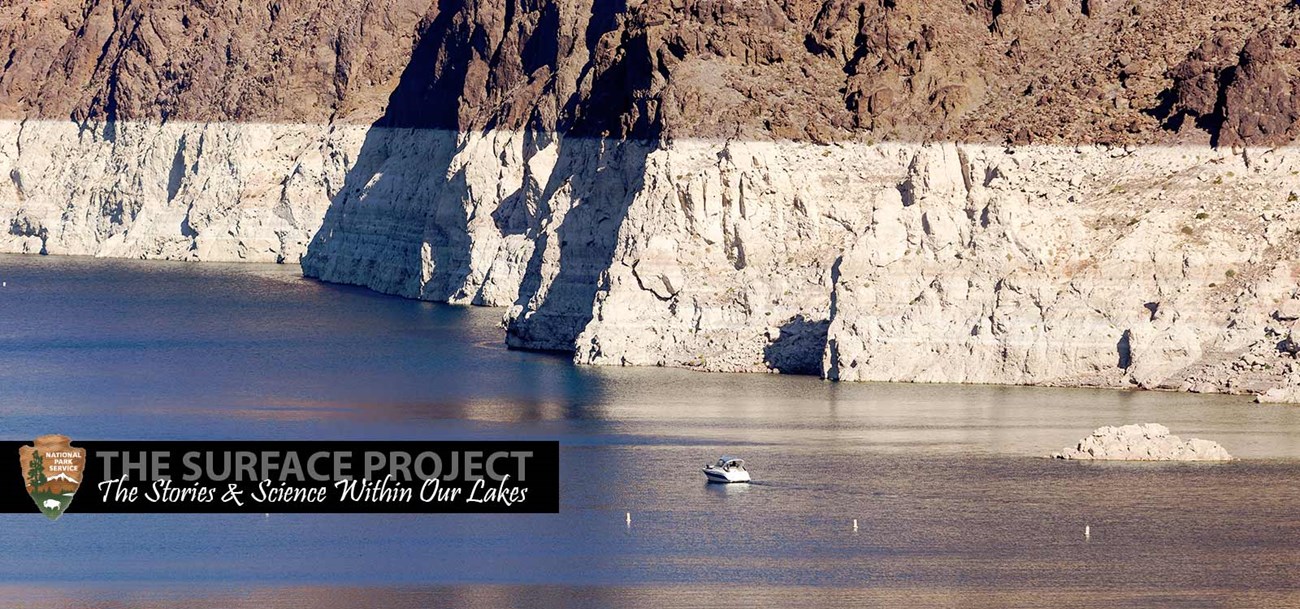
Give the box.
[1085,525,1091,540]
[626,512,631,527]
[852,519,859,532]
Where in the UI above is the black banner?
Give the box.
[2,441,559,514]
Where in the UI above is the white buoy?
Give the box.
[1085,524,1091,540]
[852,519,858,532]
[626,512,631,527]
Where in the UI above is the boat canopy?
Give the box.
[717,456,745,467]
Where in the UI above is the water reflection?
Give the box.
[1,254,1299,606]
[4,583,1300,609]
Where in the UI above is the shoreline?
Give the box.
[1,250,1294,403]
[5,124,1297,398]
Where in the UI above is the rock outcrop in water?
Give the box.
[2,0,1300,397]
[1255,362,1300,403]
[1051,424,1233,461]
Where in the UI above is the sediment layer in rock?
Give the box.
[0,120,368,262]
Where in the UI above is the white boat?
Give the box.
[702,456,751,483]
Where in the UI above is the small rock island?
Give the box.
[1051,424,1233,461]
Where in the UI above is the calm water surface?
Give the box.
[1,254,1298,608]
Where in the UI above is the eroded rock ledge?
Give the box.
[5,126,1300,397]
[1051,424,1233,461]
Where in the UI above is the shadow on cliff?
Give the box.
[763,315,831,375]
[503,3,660,352]
[501,139,654,352]
[301,0,480,298]
[304,0,659,354]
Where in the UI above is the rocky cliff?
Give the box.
[3,0,1299,397]
[0,0,427,260]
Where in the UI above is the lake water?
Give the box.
[1,254,1299,608]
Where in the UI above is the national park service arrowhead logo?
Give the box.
[18,435,85,521]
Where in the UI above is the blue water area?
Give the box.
[1,254,1299,608]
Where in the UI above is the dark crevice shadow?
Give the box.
[1147,64,1235,147]
[381,0,477,131]
[763,315,831,375]
[1117,330,1133,370]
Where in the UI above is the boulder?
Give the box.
[1276,299,1300,322]
[1281,329,1299,355]
[1257,386,1300,403]
[1050,423,1233,461]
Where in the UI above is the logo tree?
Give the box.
[27,452,47,493]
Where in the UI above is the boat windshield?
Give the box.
[718,457,745,469]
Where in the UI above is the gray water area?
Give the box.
[1,254,1298,608]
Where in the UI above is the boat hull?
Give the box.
[703,468,751,483]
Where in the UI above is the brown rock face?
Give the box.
[1,0,1298,143]
[1220,26,1300,146]
[1161,14,1300,147]
[0,0,431,123]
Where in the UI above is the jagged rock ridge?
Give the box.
[5,0,1300,145]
